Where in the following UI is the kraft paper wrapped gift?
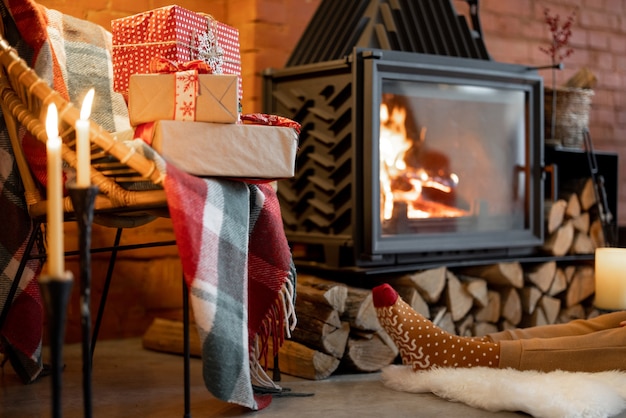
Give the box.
[112,5,242,100]
[128,73,239,126]
[149,121,298,178]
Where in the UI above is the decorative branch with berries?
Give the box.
[539,7,576,142]
[539,7,576,66]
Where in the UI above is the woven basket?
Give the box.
[544,87,594,148]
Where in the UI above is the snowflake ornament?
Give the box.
[193,27,224,74]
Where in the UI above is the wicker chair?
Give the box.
[0,15,193,415]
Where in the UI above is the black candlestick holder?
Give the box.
[68,183,98,418]
[40,273,74,418]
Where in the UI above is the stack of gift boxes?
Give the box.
[112,5,298,179]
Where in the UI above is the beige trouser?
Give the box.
[486,311,626,372]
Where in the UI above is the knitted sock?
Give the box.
[373,283,500,370]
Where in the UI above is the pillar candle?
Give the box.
[76,88,94,187]
[45,103,65,279]
[594,247,626,311]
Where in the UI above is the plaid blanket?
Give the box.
[0,0,130,383]
[164,163,296,410]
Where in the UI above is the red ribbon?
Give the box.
[240,113,302,135]
[148,56,213,74]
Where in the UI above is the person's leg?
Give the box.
[374,283,626,373]
[486,311,626,342]
[373,284,500,370]
[499,327,626,372]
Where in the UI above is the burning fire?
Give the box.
[379,97,465,221]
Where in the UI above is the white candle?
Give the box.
[76,88,94,187]
[594,247,626,310]
[46,103,65,279]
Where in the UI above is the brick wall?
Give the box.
[30,0,625,342]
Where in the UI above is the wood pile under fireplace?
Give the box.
[257,177,610,380]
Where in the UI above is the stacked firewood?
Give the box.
[273,261,599,380]
[542,177,607,256]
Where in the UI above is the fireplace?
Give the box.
[262,0,546,273]
[264,50,544,272]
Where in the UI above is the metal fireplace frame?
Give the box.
[264,48,545,273]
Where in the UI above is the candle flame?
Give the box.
[80,88,95,120]
[46,103,59,141]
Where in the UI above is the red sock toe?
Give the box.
[372,284,398,308]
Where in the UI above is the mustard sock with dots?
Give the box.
[373,283,500,371]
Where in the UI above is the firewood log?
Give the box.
[444,271,474,321]
[295,293,342,328]
[341,331,397,373]
[563,265,577,284]
[562,192,582,219]
[462,276,489,308]
[539,295,561,324]
[268,339,340,380]
[564,266,595,307]
[542,220,574,256]
[569,231,595,254]
[520,285,543,314]
[392,266,447,303]
[473,290,501,323]
[589,218,607,248]
[548,268,568,296]
[461,262,524,289]
[524,262,556,293]
[499,287,522,325]
[296,274,348,314]
[342,287,379,331]
[571,212,590,234]
[544,199,567,234]
[561,178,596,211]
[290,316,350,359]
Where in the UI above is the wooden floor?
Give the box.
[0,338,619,418]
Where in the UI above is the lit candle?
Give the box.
[46,103,65,279]
[76,88,94,187]
[594,247,626,310]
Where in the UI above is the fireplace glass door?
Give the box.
[358,51,544,261]
[380,80,527,233]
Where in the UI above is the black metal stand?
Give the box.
[68,183,98,418]
[40,275,73,418]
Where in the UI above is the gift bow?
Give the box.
[148,56,213,74]
[148,57,213,121]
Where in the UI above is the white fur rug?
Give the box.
[381,365,626,418]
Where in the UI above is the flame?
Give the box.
[379,97,465,221]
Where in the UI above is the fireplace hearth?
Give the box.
[263,0,549,273]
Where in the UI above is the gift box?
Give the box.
[128,73,239,125]
[148,121,298,179]
[112,5,242,100]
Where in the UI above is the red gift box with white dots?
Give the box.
[112,5,242,101]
